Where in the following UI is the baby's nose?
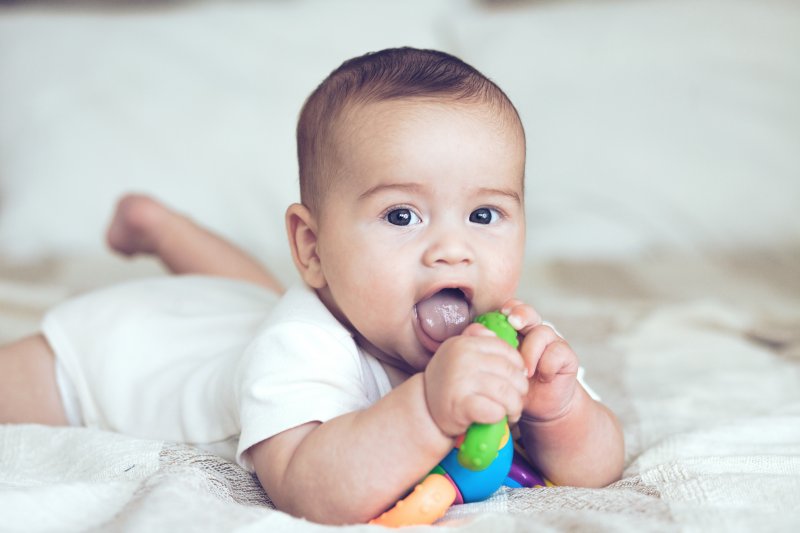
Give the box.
[422,230,474,267]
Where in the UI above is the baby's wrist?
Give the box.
[417,372,457,443]
[520,386,585,427]
[519,408,570,428]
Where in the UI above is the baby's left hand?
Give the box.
[501,300,580,422]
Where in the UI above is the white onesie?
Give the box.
[43,277,391,467]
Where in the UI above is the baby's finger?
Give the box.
[500,299,542,334]
[462,394,508,426]
[458,328,525,371]
[477,353,530,396]
[461,322,498,338]
[519,324,561,378]
[493,389,524,425]
[467,388,524,426]
[474,372,526,408]
[533,340,579,384]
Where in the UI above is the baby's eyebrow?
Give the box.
[357,182,522,205]
[476,187,522,205]
[358,182,423,200]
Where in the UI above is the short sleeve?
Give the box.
[235,320,371,470]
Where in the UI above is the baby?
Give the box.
[0,48,623,524]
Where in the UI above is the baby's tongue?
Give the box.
[416,289,470,342]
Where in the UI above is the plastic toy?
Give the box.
[370,312,548,527]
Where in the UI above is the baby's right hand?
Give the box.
[423,323,529,437]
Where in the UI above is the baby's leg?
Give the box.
[107,194,284,294]
[0,335,69,425]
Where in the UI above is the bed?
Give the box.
[2,1,799,531]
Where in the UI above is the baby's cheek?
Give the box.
[490,259,522,301]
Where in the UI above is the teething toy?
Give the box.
[370,312,547,527]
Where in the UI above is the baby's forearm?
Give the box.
[255,373,453,525]
[518,388,624,488]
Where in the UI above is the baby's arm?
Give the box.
[107,194,284,293]
[250,374,449,524]
[249,325,527,525]
[504,302,624,487]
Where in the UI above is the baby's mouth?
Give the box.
[414,288,472,349]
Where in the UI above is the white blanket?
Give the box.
[2,253,799,532]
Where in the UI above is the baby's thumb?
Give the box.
[461,322,497,338]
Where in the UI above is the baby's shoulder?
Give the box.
[240,286,360,371]
[259,284,354,343]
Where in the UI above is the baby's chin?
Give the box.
[386,343,434,375]
[352,333,424,372]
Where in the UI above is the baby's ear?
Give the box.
[285,203,326,289]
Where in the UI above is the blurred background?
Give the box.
[0,0,798,289]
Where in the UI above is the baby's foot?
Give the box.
[106,194,171,256]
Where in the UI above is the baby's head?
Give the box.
[296,47,525,215]
[287,47,527,375]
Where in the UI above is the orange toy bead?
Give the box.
[369,473,456,527]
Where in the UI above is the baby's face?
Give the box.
[314,99,526,375]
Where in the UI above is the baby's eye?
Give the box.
[385,208,421,226]
[469,207,500,225]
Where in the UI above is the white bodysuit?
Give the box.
[43,277,391,468]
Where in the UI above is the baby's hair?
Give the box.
[296,47,524,213]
